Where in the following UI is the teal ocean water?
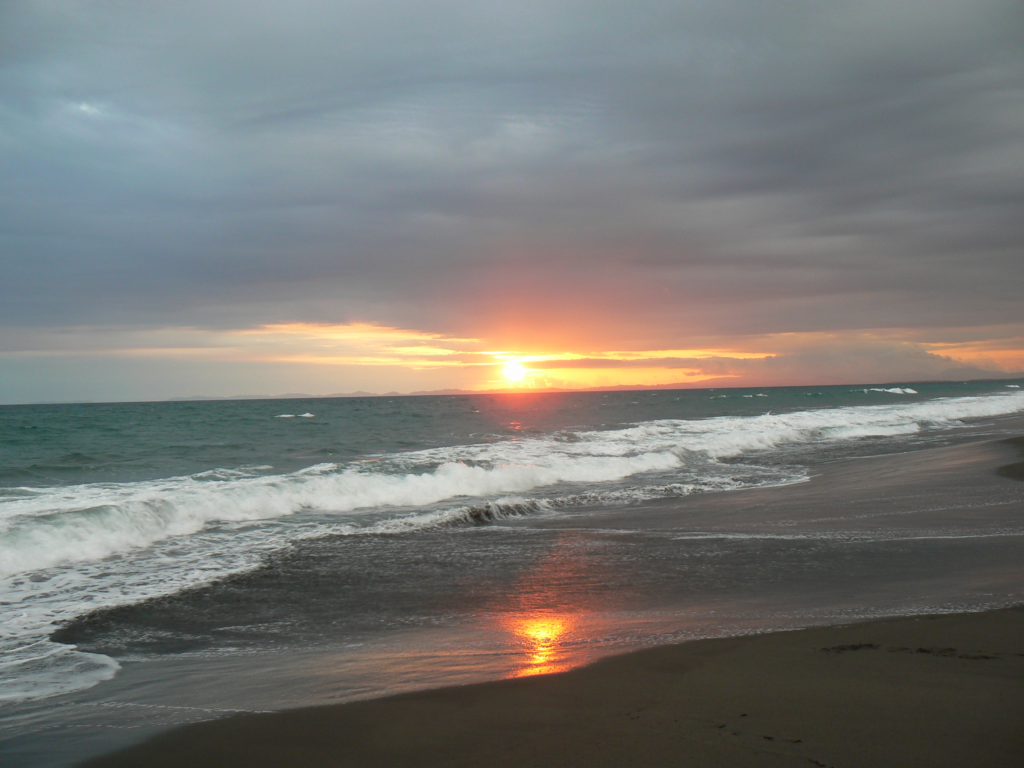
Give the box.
[2,380,1024,765]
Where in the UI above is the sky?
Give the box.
[1,1,1022,403]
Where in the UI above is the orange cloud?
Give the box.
[1,323,1019,397]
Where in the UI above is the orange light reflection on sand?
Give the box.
[503,612,578,677]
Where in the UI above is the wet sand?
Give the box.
[82,606,1024,768]
[81,435,1024,768]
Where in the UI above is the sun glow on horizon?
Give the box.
[13,321,1019,401]
[503,362,528,382]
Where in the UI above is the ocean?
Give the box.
[3,380,1024,766]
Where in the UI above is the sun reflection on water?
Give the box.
[503,612,578,677]
[480,532,609,678]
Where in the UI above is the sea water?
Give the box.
[2,380,1024,764]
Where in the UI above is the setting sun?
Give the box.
[503,362,528,382]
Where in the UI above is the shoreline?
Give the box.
[82,606,1024,767]
[2,424,1019,767]
[75,432,1024,767]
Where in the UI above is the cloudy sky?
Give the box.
[1,0,1022,402]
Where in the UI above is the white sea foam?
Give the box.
[2,388,1023,702]
[3,390,1023,582]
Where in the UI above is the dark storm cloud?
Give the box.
[1,1,1022,341]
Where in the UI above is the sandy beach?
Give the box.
[79,434,1024,768]
[82,606,1024,768]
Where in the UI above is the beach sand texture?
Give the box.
[81,436,1024,768]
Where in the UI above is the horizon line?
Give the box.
[2,373,1021,408]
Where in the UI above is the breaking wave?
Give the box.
[3,389,1023,580]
